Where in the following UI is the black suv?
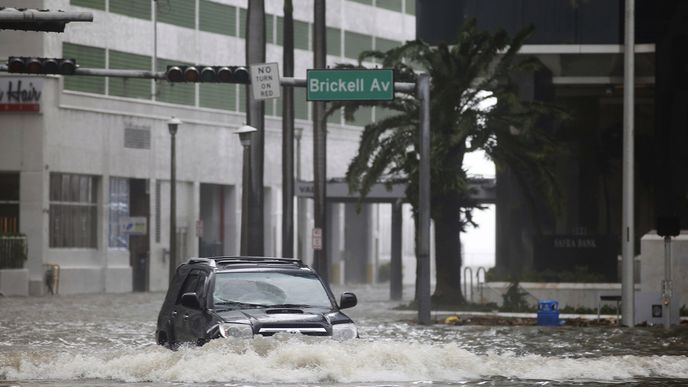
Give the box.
[156,256,358,347]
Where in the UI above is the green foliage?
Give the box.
[0,233,28,269]
[329,18,564,224]
[377,261,391,282]
[327,19,564,302]
[501,281,533,312]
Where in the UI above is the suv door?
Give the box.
[173,269,208,343]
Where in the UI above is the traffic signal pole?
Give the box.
[313,0,328,281]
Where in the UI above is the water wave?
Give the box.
[1,337,687,384]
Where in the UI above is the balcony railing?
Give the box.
[0,234,28,269]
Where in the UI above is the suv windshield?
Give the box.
[213,270,333,309]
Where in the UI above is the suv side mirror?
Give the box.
[181,292,202,309]
[339,292,357,309]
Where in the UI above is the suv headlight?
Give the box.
[219,323,253,339]
[331,323,357,341]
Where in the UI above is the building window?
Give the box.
[63,43,106,95]
[110,0,152,20]
[49,173,98,248]
[109,177,129,248]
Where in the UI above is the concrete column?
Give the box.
[344,203,372,284]
[21,170,46,295]
[327,202,344,284]
[99,175,110,293]
[189,181,200,258]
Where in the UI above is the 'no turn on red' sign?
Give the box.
[250,62,281,100]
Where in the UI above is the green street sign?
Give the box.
[307,69,394,101]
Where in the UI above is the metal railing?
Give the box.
[476,267,487,304]
[463,266,474,302]
[0,234,27,269]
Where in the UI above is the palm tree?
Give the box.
[330,19,563,305]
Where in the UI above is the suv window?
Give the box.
[176,270,206,304]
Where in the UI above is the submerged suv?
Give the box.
[156,256,358,347]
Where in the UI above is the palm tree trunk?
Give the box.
[432,194,465,304]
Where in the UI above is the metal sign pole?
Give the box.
[417,73,432,325]
[621,0,635,327]
[662,236,672,328]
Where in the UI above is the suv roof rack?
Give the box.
[187,256,304,267]
[186,257,217,267]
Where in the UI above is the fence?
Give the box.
[0,234,28,269]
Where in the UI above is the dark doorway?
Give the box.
[130,179,150,292]
[199,184,234,257]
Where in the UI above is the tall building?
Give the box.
[417,0,670,281]
[0,0,416,295]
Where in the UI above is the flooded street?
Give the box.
[1,284,688,386]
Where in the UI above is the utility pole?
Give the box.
[246,1,266,256]
[312,0,328,281]
[282,0,295,258]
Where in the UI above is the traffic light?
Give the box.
[165,65,250,84]
[7,56,77,75]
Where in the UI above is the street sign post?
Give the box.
[250,62,281,100]
[306,69,394,101]
[312,227,322,250]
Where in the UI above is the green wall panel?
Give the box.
[63,43,105,94]
[238,8,247,38]
[110,0,151,20]
[294,20,310,51]
[376,0,403,12]
[109,50,152,99]
[345,31,373,59]
[157,0,195,29]
[376,37,402,52]
[156,58,195,106]
[327,27,341,56]
[200,0,236,36]
[200,83,237,111]
[70,0,105,10]
[346,106,373,127]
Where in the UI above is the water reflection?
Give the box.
[0,284,687,386]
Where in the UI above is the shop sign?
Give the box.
[0,77,42,112]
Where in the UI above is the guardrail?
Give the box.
[0,234,27,269]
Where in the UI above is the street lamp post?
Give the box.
[167,117,181,283]
[236,125,258,255]
[294,127,304,259]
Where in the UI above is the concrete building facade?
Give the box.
[0,0,418,295]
